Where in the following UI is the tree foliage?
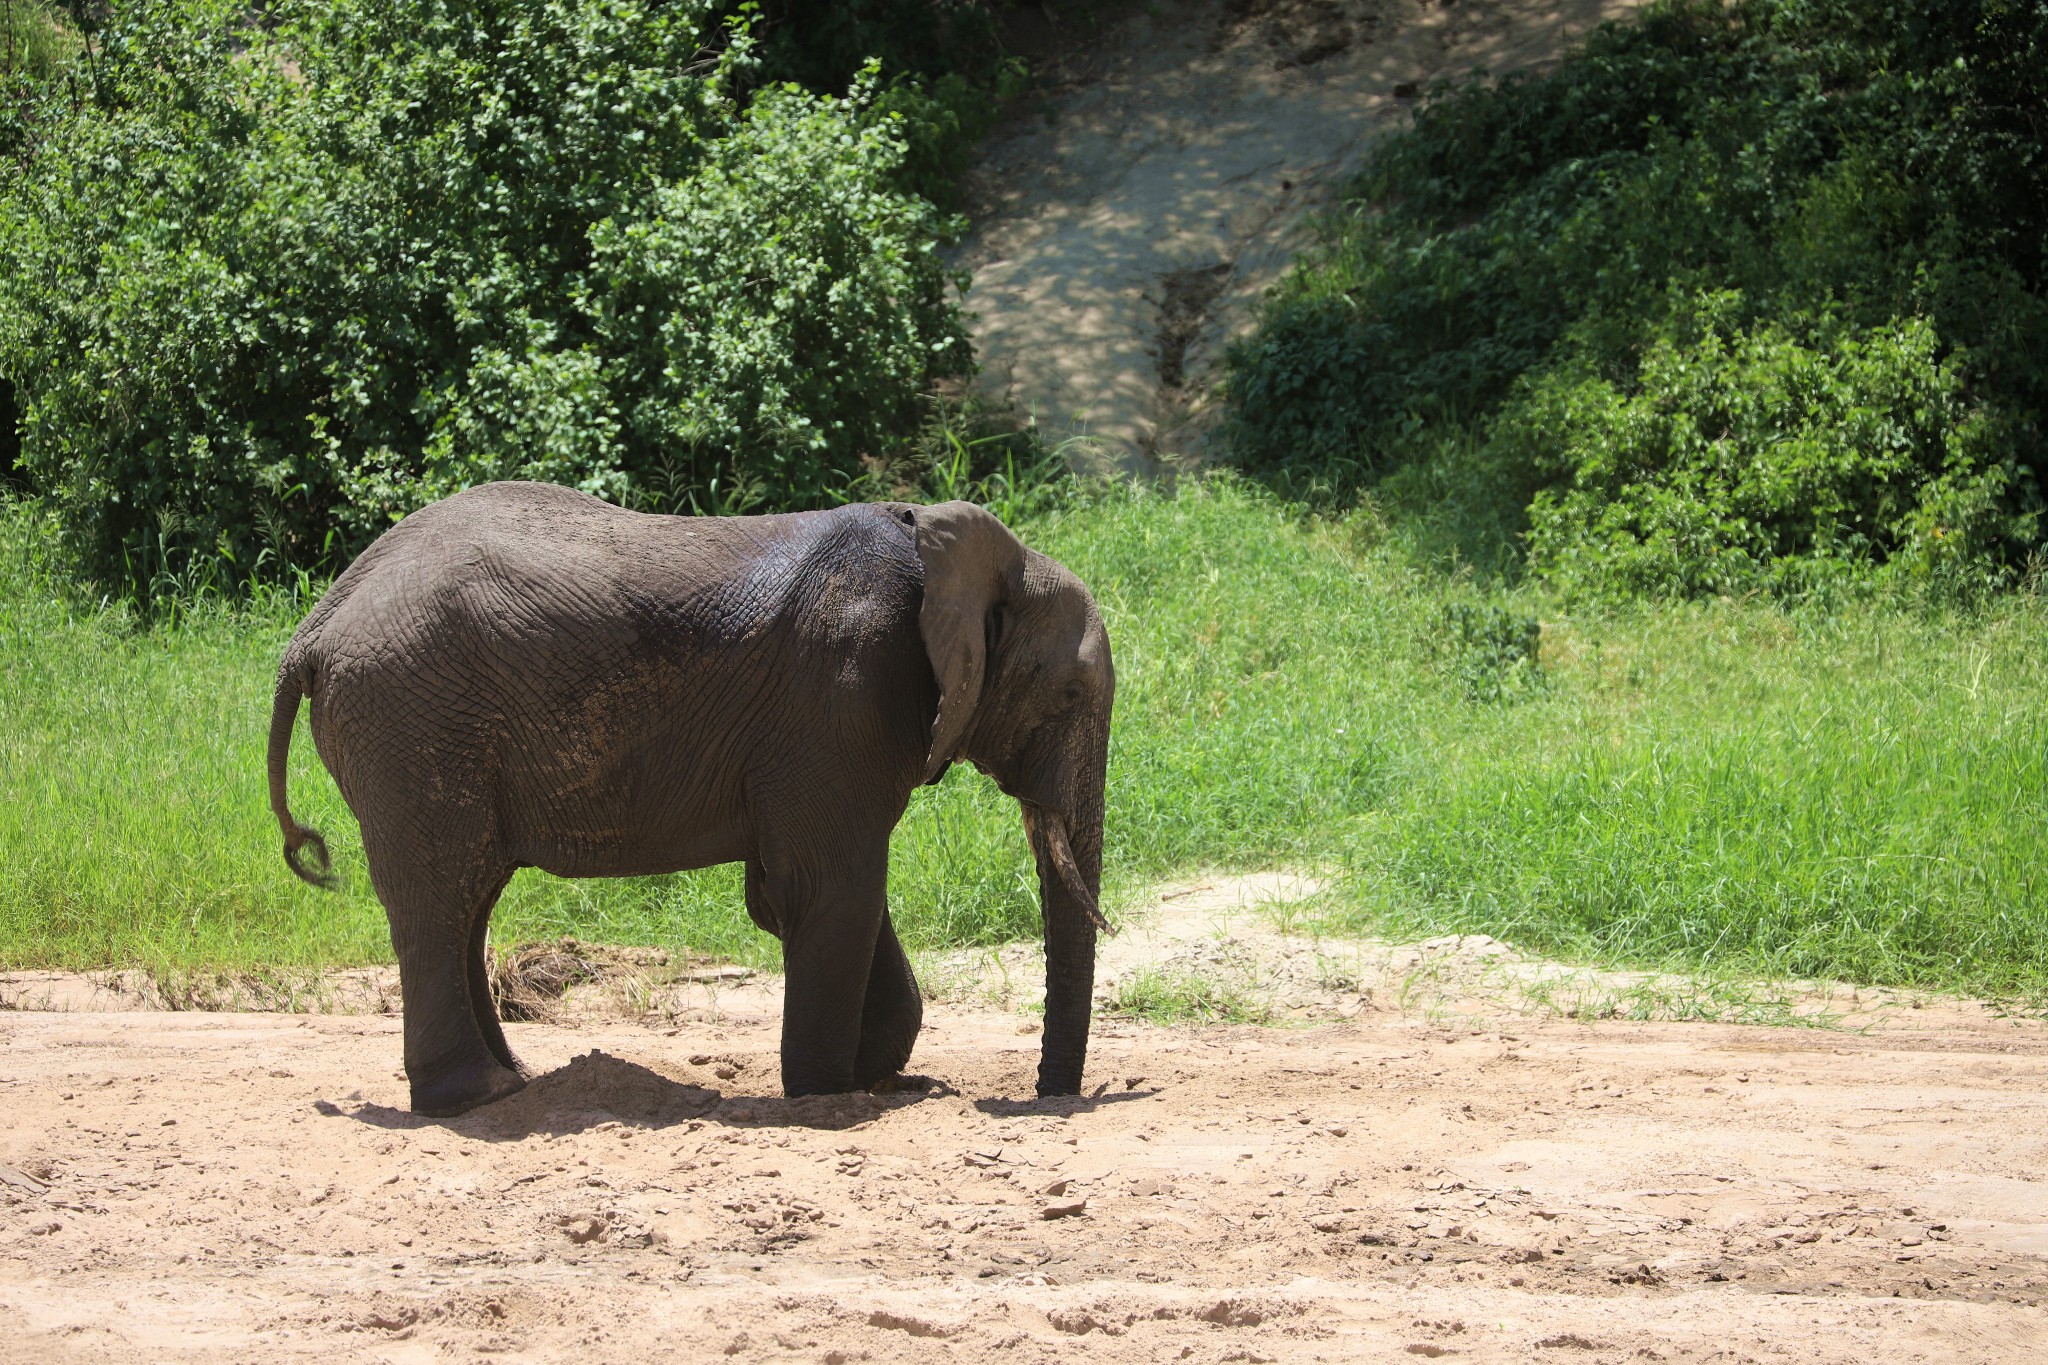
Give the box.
[0,0,974,594]
[1227,0,2048,598]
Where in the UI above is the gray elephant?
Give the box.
[265,482,1113,1117]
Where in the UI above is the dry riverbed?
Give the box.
[3,881,2046,1363]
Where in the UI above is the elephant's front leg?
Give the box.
[855,909,923,1087]
[760,848,893,1096]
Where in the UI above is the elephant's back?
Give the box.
[295,481,921,753]
[308,482,808,653]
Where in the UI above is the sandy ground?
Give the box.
[4,879,2047,1364]
[959,0,1648,470]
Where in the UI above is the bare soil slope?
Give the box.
[4,886,2046,1364]
[959,0,1648,470]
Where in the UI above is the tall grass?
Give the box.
[4,482,2044,999]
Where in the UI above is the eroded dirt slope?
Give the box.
[959,0,1648,470]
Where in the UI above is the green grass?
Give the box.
[4,481,2045,1001]
[1104,968,1271,1027]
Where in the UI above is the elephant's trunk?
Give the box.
[1027,781,1106,1098]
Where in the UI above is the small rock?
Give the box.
[1041,1179,1071,1196]
[557,1213,607,1245]
[1041,1199,1087,1220]
[867,1310,961,1339]
[1046,1307,1116,1336]
[1198,1299,1265,1327]
[27,1221,61,1236]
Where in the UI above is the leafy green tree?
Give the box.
[1226,0,2048,597]
[0,0,971,595]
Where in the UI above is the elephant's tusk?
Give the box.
[1034,806,1113,936]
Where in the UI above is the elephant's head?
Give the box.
[914,501,1114,1097]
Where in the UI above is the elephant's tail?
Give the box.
[268,648,336,891]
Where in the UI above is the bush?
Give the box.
[728,0,1025,207]
[0,0,972,595]
[1520,295,2034,599]
[1225,0,2048,596]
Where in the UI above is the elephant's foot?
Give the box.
[865,1071,938,1096]
[410,1061,526,1118]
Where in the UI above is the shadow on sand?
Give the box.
[320,1050,958,1140]
[973,1085,1159,1119]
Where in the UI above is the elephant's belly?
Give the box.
[500,755,753,879]
[515,819,750,880]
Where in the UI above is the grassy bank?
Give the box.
[3,482,2043,1000]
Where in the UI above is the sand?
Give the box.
[4,879,2045,1363]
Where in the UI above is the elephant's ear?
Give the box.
[914,501,1026,783]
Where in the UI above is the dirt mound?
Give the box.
[457,1049,722,1137]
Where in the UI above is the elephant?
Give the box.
[265,481,1114,1117]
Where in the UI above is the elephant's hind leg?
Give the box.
[854,910,922,1088]
[465,871,522,1078]
[365,839,526,1118]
